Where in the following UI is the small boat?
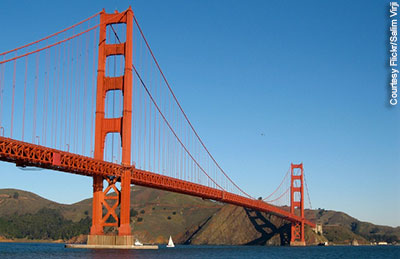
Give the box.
[134,239,143,246]
[166,236,175,248]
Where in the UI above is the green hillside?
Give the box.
[0,188,398,245]
[0,189,90,222]
[306,209,400,244]
[0,208,90,240]
[0,186,222,243]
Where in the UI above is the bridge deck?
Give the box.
[0,136,315,227]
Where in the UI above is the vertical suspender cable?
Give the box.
[90,28,96,155]
[22,56,28,141]
[55,45,61,149]
[0,57,4,128]
[82,28,89,155]
[68,38,73,150]
[157,73,161,173]
[65,40,71,150]
[153,69,156,172]
[148,58,151,170]
[51,44,57,147]
[74,36,81,153]
[43,49,50,146]
[143,59,147,170]
[33,53,39,143]
[10,58,16,138]
[60,38,66,149]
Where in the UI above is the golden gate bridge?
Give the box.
[0,7,314,246]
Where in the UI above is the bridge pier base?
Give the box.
[290,241,306,246]
[87,235,134,246]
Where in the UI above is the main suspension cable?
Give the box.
[263,167,290,201]
[133,15,254,199]
[0,12,100,57]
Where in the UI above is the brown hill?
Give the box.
[183,204,327,246]
[124,186,222,244]
[0,188,398,245]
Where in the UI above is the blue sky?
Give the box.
[0,0,399,227]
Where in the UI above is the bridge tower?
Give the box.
[89,7,133,244]
[290,163,306,246]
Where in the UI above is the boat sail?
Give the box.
[134,239,143,246]
[166,236,175,248]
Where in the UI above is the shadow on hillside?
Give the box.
[183,215,213,245]
[244,208,290,246]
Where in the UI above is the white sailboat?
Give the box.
[166,235,175,248]
[134,239,143,246]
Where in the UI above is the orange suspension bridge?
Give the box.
[0,7,315,246]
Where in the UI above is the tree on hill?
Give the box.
[0,208,91,240]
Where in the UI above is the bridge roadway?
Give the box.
[0,136,315,228]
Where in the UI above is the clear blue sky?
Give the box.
[0,0,399,227]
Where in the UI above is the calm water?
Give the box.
[0,243,399,259]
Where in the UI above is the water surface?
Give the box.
[0,243,399,258]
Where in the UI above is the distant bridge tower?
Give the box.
[290,163,306,246]
[90,7,133,242]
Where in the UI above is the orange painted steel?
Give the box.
[0,8,317,243]
[92,7,134,236]
[0,137,123,178]
[0,136,315,229]
[290,163,306,244]
[102,177,120,227]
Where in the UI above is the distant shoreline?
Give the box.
[0,238,398,247]
[0,237,64,244]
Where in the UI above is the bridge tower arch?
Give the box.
[290,163,306,246]
[90,7,133,238]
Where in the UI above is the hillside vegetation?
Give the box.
[306,209,400,244]
[0,188,398,245]
[0,208,90,240]
[0,187,222,243]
